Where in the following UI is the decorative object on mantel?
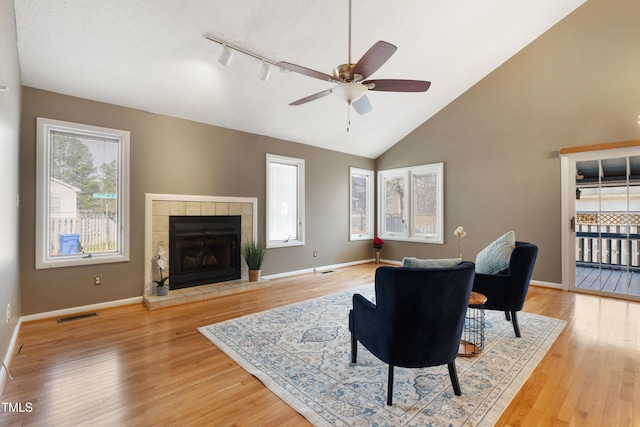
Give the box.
[242,240,265,282]
[372,236,384,264]
[454,226,467,259]
[153,242,169,296]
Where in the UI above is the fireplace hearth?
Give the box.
[169,215,241,289]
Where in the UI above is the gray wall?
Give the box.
[0,0,22,376]
[19,88,375,314]
[376,0,640,283]
[15,0,640,317]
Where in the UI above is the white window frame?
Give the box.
[350,167,374,241]
[378,162,443,244]
[36,117,130,268]
[266,153,305,248]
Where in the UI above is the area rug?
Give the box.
[198,286,566,426]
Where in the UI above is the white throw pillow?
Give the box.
[475,230,516,274]
[401,257,462,268]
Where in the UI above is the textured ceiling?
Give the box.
[14,0,586,158]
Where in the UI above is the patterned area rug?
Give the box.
[198,286,566,426]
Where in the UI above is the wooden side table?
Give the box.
[459,291,487,357]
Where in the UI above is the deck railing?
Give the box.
[576,212,640,271]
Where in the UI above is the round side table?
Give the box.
[459,291,487,357]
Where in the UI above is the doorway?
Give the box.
[561,145,640,300]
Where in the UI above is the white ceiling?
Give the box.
[14,0,586,159]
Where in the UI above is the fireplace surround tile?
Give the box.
[145,194,259,300]
[185,201,201,216]
[142,278,270,310]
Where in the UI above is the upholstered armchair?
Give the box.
[472,241,538,337]
[349,262,475,406]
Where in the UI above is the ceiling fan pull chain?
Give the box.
[347,102,351,133]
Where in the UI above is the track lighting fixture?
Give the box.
[259,61,271,81]
[206,34,279,82]
[218,44,234,67]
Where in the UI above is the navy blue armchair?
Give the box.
[349,262,475,406]
[472,241,538,337]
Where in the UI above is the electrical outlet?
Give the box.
[313,251,318,258]
[94,275,102,286]
[6,304,10,323]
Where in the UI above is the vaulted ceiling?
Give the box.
[14,0,586,158]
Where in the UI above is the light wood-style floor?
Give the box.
[1,263,638,426]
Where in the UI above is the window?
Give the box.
[378,163,443,244]
[266,154,304,248]
[350,167,374,240]
[36,118,130,268]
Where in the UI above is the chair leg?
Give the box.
[447,361,462,396]
[511,311,521,337]
[505,311,511,321]
[351,332,357,363]
[386,365,394,406]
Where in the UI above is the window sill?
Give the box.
[267,240,304,249]
[379,236,444,245]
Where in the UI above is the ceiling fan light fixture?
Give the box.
[218,44,234,67]
[332,82,367,103]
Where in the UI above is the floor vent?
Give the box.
[57,312,98,323]
[320,270,335,274]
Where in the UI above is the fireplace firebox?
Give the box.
[169,216,241,289]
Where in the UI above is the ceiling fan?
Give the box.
[276,0,431,116]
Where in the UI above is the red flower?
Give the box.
[372,236,384,250]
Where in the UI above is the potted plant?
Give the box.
[153,243,170,296]
[242,240,265,282]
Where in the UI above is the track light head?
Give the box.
[259,61,271,81]
[218,45,234,67]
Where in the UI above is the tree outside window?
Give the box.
[36,118,130,268]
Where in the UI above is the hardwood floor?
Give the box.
[1,263,638,426]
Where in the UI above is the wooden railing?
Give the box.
[576,212,640,271]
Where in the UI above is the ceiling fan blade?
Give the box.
[289,89,333,106]
[277,61,339,83]
[363,79,431,92]
[352,41,397,80]
[351,95,372,115]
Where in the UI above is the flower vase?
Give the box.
[157,285,169,296]
[375,250,380,264]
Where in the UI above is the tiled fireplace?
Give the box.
[144,194,258,298]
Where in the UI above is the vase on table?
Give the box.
[375,250,380,264]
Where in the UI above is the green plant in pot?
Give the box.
[153,243,170,296]
[242,240,265,282]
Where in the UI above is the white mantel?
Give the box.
[144,193,258,296]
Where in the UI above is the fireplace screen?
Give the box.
[169,216,241,289]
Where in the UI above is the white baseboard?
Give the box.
[19,260,561,323]
[1,318,22,393]
[263,259,374,280]
[530,280,564,290]
[20,296,143,323]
